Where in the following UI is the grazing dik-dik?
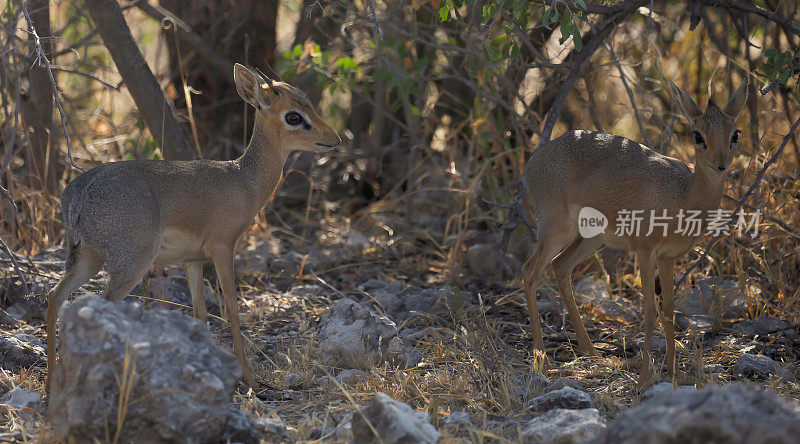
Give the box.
[520,78,748,386]
[46,63,341,389]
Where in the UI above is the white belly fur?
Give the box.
[155,227,206,265]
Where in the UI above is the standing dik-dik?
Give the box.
[520,78,748,386]
[46,63,341,389]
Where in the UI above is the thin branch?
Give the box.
[485,182,537,253]
[50,64,121,90]
[674,114,800,290]
[498,0,647,251]
[702,0,800,38]
[135,0,234,81]
[0,235,28,295]
[366,0,383,40]
[604,41,652,147]
[18,0,84,172]
[539,0,647,143]
[722,194,800,238]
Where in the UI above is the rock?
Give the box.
[679,277,753,318]
[238,242,330,277]
[732,317,791,336]
[283,373,304,388]
[546,377,587,393]
[732,353,796,382]
[310,422,351,441]
[440,411,472,428]
[530,387,593,412]
[356,279,462,320]
[705,363,724,374]
[521,408,606,444]
[0,308,19,327]
[352,393,438,444]
[536,298,562,318]
[0,332,46,372]
[641,382,696,401]
[573,277,639,323]
[599,383,800,443]
[346,230,371,248]
[317,299,421,368]
[466,243,515,279]
[636,336,667,354]
[513,373,550,399]
[0,279,49,322]
[147,271,217,312]
[4,296,47,322]
[49,295,241,442]
[0,387,41,410]
[336,369,366,384]
[257,415,288,441]
[218,409,260,444]
[674,312,713,332]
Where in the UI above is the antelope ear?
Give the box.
[723,79,749,119]
[233,63,272,110]
[668,78,703,121]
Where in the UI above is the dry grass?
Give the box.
[1,149,799,442]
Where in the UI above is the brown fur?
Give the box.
[520,79,748,387]
[46,64,340,390]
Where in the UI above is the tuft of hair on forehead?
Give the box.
[702,103,733,129]
[269,82,313,106]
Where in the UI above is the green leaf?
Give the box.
[764,48,780,60]
[485,43,501,61]
[336,56,358,72]
[438,2,451,22]
[573,31,583,51]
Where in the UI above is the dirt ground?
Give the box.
[1,209,799,442]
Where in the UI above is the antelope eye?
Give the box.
[731,130,740,144]
[285,111,303,126]
[693,130,706,149]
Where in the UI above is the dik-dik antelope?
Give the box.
[46,63,341,389]
[520,78,748,386]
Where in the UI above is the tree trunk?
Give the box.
[85,0,193,160]
[159,0,278,158]
[19,0,61,192]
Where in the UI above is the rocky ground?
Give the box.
[1,215,799,442]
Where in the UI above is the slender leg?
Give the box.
[638,251,657,388]
[552,236,604,356]
[658,258,676,379]
[46,243,103,392]
[210,246,257,388]
[185,261,207,322]
[156,268,169,309]
[103,264,152,302]
[522,239,565,354]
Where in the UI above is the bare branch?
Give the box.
[604,41,652,147]
[702,0,800,38]
[50,65,121,90]
[86,0,194,160]
[135,1,234,82]
[18,0,84,172]
[366,0,383,40]
[0,235,27,295]
[539,0,648,143]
